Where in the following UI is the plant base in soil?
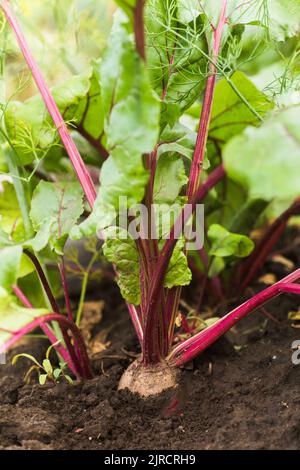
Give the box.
[118,359,178,397]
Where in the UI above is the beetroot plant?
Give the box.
[0,0,300,396]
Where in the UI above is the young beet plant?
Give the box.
[0,0,300,396]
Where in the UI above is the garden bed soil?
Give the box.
[1,230,300,450]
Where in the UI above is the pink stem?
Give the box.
[0,0,96,208]
[24,249,61,314]
[126,302,143,346]
[187,1,227,202]
[134,0,146,61]
[12,285,77,375]
[58,260,73,322]
[142,165,225,363]
[169,269,300,366]
[161,0,227,355]
[280,283,300,295]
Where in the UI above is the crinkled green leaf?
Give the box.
[0,287,47,348]
[102,227,191,304]
[102,228,141,305]
[0,246,22,291]
[224,106,300,203]
[208,224,255,258]
[4,63,104,165]
[29,181,84,254]
[164,239,192,289]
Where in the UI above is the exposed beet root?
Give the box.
[118,359,178,397]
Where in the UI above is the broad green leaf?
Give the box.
[0,287,47,348]
[177,0,202,23]
[0,131,8,173]
[154,154,188,204]
[223,106,300,203]
[101,11,160,168]
[73,12,160,240]
[29,181,84,254]
[0,78,5,106]
[177,1,261,33]
[209,71,274,146]
[0,226,12,247]
[19,253,35,279]
[4,63,104,166]
[0,181,25,242]
[158,122,210,170]
[266,0,300,41]
[71,156,149,239]
[0,246,22,291]
[102,228,141,305]
[208,224,255,258]
[158,123,197,160]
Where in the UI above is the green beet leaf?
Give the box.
[266,0,300,41]
[102,228,141,305]
[72,12,160,239]
[164,238,192,289]
[0,181,25,243]
[209,71,274,146]
[29,181,84,255]
[101,11,160,169]
[4,63,104,166]
[0,245,22,291]
[224,106,300,203]
[154,154,188,204]
[208,224,254,258]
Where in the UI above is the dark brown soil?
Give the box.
[1,230,300,450]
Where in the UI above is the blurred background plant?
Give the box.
[2,0,115,100]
